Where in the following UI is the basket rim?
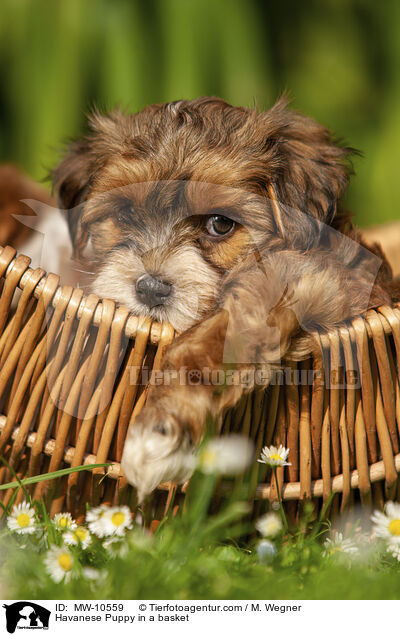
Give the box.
[0,245,174,345]
[2,244,400,347]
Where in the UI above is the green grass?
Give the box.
[0,463,400,600]
[4,528,400,601]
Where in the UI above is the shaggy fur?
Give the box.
[52,97,399,501]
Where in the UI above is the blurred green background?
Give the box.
[0,0,399,226]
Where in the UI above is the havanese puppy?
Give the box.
[51,97,399,501]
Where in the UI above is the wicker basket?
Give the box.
[0,244,399,522]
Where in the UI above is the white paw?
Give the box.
[121,410,195,502]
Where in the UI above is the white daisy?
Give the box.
[102,506,133,537]
[323,532,358,557]
[86,504,110,537]
[7,502,36,535]
[44,546,74,583]
[52,512,77,532]
[86,504,109,524]
[197,435,254,475]
[87,505,132,538]
[387,542,400,561]
[82,567,104,581]
[63,526,91,549]
[255,512,283,538]
[258,444,291,468]
[103,535,129,558]
[371,501,400,544]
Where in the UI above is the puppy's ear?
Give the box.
[52,139,94,256]
[264,97,357,227]
[52,108,133,257]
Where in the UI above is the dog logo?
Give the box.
[3,602,50,633]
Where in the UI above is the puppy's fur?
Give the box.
[52,97,399,500]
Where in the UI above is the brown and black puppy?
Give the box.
[52,97,398,500]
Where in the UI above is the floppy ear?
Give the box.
[264,97,356,228]
[52,108,134,257]
[52,139,94,257]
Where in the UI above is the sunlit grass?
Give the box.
[0,452,400,600]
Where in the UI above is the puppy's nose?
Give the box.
[135,274,172,307]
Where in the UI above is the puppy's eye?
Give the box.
[206,215,235,237]
[116,205,135,224]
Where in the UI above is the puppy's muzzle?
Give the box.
[135,273,172,308]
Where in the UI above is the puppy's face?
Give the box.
[53,97,353,331]
[80,180,261,332]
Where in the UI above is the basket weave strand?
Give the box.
[0,245,399,520]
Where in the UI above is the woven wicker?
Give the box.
[0,244,399,521]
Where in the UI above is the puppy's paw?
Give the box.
[121,402,196,503]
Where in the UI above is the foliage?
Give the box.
[1,457,400,600]
[0,0,399,225]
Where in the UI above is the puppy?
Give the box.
[52,97,399,501]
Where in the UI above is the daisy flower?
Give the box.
[372,501,400,544]
[255,512,283,538]
[387,542,400,561]
[52,512,77,532]
[44,546,74,583]
[63,526,91,549]
[86,504,109,523]
[197,435,254,475]
[87,505,132,538]
[103,535,129,558]
[7,502,37,535]
[323,532,358,558]
[86,504,110,537]
[258,444,291,468]
[102,506,133,537]
[82,567,104,581]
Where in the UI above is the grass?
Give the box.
[5,527,400,600]
[0,455,400,600]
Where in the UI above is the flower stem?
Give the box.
[273,467,288,531]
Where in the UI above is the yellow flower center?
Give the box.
[270,454,283,461]
[17,513,31,528]
[330,547,343,554]
[200,449,216,466]
[59,517,69,528]
[112,512,126,527]
[75,528,88,542]
[388,519,400,536]
[58,553,72,572]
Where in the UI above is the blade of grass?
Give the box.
[0,455,32,503]
[37,499,58,545]
[0,487,19,521]
[310,491,335,540]
[0,463,112,491]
